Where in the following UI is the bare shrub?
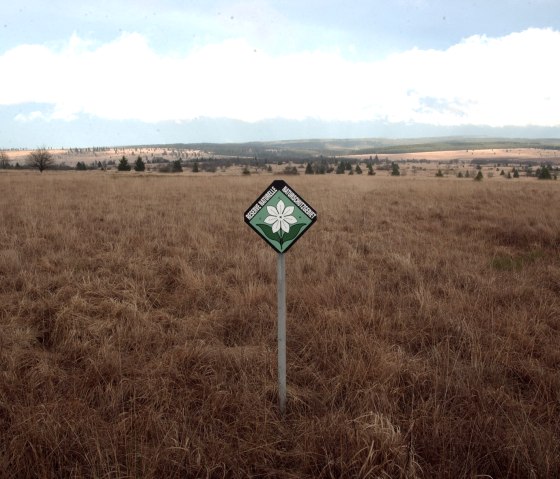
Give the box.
[0,151,10,168]
[26,148,55,173]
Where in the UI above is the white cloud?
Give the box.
[15,111,49,122]
[1,28,559,127]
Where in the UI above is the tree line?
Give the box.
[1,148,558,180]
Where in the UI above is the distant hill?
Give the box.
[129,137,560,159]
[3,106,560,149]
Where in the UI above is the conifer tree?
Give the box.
[172,160,183,173]
[117,156,131,171]
[134,156,145,172]
[537,165,552,180]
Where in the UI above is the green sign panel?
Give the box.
[244,180,317,254]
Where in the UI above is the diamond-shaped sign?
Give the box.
[244,180,317,254]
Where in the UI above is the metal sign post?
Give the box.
[244,180,317,414]
[277,253,287,414]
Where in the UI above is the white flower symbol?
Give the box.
[264,200,297,234]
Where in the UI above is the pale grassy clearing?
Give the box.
[351,147,560,162]
[0,172,559,478]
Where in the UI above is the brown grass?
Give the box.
[1,171,559,478]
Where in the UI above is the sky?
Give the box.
[1,0,560,148]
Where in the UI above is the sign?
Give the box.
[244,179,317,414]
[244,179,317,254]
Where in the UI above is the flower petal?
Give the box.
[280,219,290,233]
[272,220,280,233]
[284,215,297,224]
[267,205,278,216]
[284,206,294,216]
[264,215,277,224]
[276,200,285,214]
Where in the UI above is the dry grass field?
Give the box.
[1,171,559,478]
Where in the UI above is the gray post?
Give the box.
[277,252,287,415]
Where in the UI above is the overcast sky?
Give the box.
[1,0,560,147]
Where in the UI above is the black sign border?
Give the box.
[244,179,318,254]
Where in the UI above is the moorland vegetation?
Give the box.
[0,171,559,478]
